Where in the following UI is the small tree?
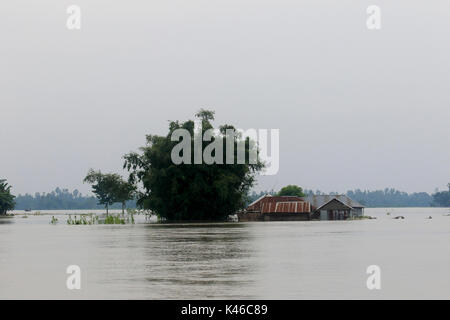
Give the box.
[0,179,15,215]
[114,179,136,214]
[278,185,306,197]
[84,169,135,215]
[84,169,120,215]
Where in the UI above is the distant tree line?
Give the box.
[431,183,450,207]
[345,189,434,207]
[14,187,136,211]
[247,186,450,208]
[10,185,450,211]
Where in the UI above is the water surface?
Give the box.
[1,208,449,299]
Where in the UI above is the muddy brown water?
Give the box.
[0,207,449,299]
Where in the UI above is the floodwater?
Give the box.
[0,207,449,299]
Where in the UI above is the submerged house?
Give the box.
[307,194,365,220]
[237,194,364,222]
[237,195,311,221]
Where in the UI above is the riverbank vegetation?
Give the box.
[0,179,15,215]
[65,212,135,225]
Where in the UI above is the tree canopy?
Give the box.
[277,185,306,197]
[114,178,137,213]
[84,169,135,214]
[123,109,264,221]
[0,179,15,215]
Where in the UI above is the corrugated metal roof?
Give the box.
[247,194,270,208]
[306,194,364,209]
[247,195,311,213]
[261,201,310,213]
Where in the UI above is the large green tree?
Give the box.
[278,185,306,197]
[0,179,15,215]
[123,109,264,221]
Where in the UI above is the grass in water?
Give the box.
[67,214,98,225]
[66,213,135,225]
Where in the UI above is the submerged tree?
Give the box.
[0,179,15,215]
[277,185,306,197]
[114,179,136,214]
[83,170,135,215]
[123,109,264,221]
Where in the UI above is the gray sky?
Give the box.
[1,0,449,196]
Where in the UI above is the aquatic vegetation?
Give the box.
[104,214,125,224]
[102,212,135,224]
[66,213,135,225]
[66,214,98,225]
[127,208,153,221]
[126,208,138,215]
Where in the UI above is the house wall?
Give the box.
[238,212,310,222]
[262,213,310,221]
[351,208,364,217]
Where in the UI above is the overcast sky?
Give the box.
[1,1,449,196]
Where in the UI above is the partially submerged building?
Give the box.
[237,194,364,222]
[306,194,365,220]
[237,195,311,221]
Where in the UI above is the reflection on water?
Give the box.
[0,207,449,299]
[0,218,14,225]
[139,223,256,299]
